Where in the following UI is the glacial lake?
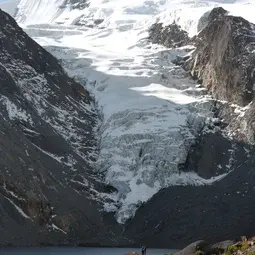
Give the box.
[0,247,176,255]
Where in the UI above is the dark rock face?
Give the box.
[181,131,247,179]
[188,7,255,107]
[0,9,123,246]
[148,22,190,48]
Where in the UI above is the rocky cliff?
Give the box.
[0,9,123,246]
[187,7,255,145]
[188,7,255,106]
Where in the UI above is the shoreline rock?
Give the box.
[174,237,255,255]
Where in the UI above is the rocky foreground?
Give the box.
[174,237,255,255]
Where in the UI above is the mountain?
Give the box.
[0,8,124,246]
[1,0,255,248]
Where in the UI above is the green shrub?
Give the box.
[195,250,204,255]
[225,245,239,255]
[240,241,249,252]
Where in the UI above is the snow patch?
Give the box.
[0,95,33,125]
[4,196,32,221]
[32,143,77,170]
[50,223,67,234]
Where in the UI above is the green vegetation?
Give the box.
[240,241,249,252]
[225,244,238,255]
[224,237,255,255]
[196,250,204,255]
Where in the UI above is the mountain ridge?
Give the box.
[0,7,124,246]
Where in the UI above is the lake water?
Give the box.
[0,247,176,255]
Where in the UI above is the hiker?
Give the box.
[141,245,147,255]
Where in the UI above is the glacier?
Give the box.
[1,0,255,224]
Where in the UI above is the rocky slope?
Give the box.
[0,9,124,246]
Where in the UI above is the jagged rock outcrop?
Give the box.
[0,9,124,246]
[186,7,255,145]
[188,7,255,107]
[148,22,190,48]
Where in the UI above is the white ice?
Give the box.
[4,196,32,220]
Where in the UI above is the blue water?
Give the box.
[0,247,176,255]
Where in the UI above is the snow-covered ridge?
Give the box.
[1,0,255,35]
[2,0,255,224]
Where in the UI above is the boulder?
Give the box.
[174,239,234,255]
[174,240,209,255]
[211,240,234,250]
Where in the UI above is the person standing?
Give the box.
[141,245,147,255]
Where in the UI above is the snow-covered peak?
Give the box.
[1,0,254,36]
